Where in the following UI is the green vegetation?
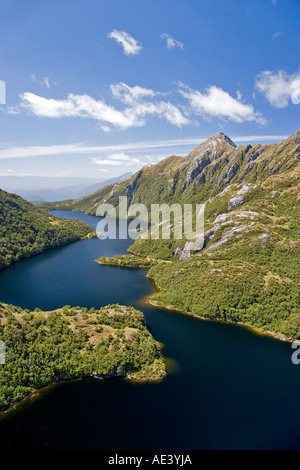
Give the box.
[97,253,166,268]
[1,131,298,414]
[0,189,95,270]
[90,132,300,340]
[0,303,165,411]
[127,174,300,339]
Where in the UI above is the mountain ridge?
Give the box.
[41,131,300,214]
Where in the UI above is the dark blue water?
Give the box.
[0,211,300,450]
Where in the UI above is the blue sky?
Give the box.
[0,0,299,178]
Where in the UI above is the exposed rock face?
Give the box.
[205,225,247,253]
[245,145,264,162]
[103,186,116,203]
[174,225,219,260]
[183,132,236,189]
[218,162,240,186]
[185,156,211,188]
[240,161,254,180]
[126,171,142,200]
[174,244,192,261]
[228,196,245,211]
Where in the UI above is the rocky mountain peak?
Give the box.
[186,132,236,162]
[183,133,237,188]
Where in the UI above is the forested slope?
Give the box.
[0,189,95,270]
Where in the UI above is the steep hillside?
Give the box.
[95,131,300,340]
[0,189,95,270]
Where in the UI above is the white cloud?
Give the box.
[110,82,189,127]
[110,82,158,105]
[100,125,111,132]
[91,152,140,167]
[109,152,136,161]
[19,92,139,129]
[19,84,189,129]
[13,79,266,130]
[91,158,121,166]
[161,33,184,50]
[178,83,265,124]
[107,30,142,56]
[31,74,37,82]
[125,100,190,127]
[255,70,300,107]
[272,31,283,40]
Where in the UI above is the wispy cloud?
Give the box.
[107,30,142,56]
[31,74,52,88]
[178,83,266,124]
[161,33,184,50]
[43,77,50,89]
[255,70,300,107]
[0,135,288,160]
[110,82,159,105]
[272,31,283,40]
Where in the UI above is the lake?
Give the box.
[0,210,299,450]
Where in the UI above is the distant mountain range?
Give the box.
[0,172,132,202]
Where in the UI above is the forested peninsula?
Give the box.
[0,303,165,412]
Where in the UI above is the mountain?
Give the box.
[42,132,300,214]
[0,173,132,203]
[75,130,299,340]
[0,189,95,270]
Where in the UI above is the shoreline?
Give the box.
[0,362,167,421]
[96,254,293,343]
[145,274,293,344]
[96,253,294,344]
